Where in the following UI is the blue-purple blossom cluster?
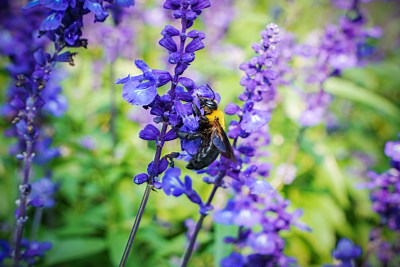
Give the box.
[218,192,309,267]
[298,1,382,127]
[361,134,400,264]
[184,23,309,266]
[325,238,362,267]
[0,238,52,266]
[0,0,133,265]
[117,0,211,213]
[25,0,134,49]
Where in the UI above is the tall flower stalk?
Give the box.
[116,1,211,265]
[298,0,381,127]
[174,23,310,266]
[361,134,400,265]
[0,0,133,265]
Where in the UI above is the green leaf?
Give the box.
[325,77,400,122]
[281,85,304,123]
[107,227,129,266]
[213,224,237,267]
[44,238,107,266]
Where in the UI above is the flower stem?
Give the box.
[13,141,34,267]
[181,172,224,267]
[119,123,168,266]
[119,183,152,267]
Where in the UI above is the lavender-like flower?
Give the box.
[116,1,210,265]
[178,23,309,267]
[298,0,382,127]
[0,1,133,265]
[360,134,400,265]
[325,238,362,267]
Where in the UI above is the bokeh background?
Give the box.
[1,0,400,266]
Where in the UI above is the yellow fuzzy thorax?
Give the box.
[206,108,225,130]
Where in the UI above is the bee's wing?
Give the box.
[211,120,236,163]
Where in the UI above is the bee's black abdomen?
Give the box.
[186,142,220,170]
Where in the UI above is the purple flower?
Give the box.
[29,177,58,208]
[139,124,161,141]
[298,3,382,127]
[299,91,332,127]
[0,240,11,263]
[133,173,148,185]
[331,238,362,266]
[162,168,204,208]
[248,232,277,255]
[79,136,97,150]
[221,252,245,267]
[20,239,52,265]
[366,158,400,231]
[384,139,400,163]
[162,168,185,197]
[117,60,172,106]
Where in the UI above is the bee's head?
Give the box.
[198,96,218,115]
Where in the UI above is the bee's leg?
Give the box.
[164,152,180,167]
[192,102,202,117]
[192,102,209,126]
[177,131,202,140]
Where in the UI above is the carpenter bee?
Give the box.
[177,89,236,170]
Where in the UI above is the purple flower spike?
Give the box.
[332,238,362,262]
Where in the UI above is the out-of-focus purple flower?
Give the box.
[331,0,376,10]
[298,2,382,127]
[117,60,172,106]
[275,163,297,185]
[329,238,362,266]
[359,134,400,265]
[365,143,400,231]
[215,190,308,266]
[221,252,244,267]
[80,136,97,150]
[0,240,11,263]
[33,137,61,165]
[29,177,58,208]
[248,232,277,255]
[299,90,333,127]
[20,239,52,265]
[384,138,400,163]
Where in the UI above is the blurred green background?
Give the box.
[1,0,400,266]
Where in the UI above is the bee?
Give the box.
[177,90,236,170]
